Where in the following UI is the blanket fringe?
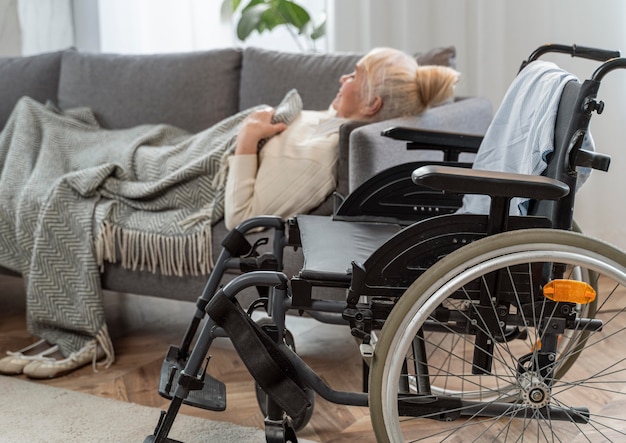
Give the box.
[94,323,115,372]
[96,220,213,277]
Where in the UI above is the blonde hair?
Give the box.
[358,47,460,121]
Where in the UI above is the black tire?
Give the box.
[369,229,626,442]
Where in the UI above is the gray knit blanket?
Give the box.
[0,91,302,358]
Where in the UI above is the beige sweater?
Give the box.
[224,109,343,230]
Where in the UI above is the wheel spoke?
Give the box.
[369,229,626,442]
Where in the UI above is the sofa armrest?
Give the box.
[335,120,369,198]
[346,96,493,192]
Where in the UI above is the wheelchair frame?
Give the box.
[145,45,626,443]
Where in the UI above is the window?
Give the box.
[97,0,328,54]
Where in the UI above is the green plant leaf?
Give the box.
[309,13,326,40]
[275,0,311,31]
[240,0,265,13]
[220,0,242,16]
[230,0,323,50]
[237,3,272,40]
[257,6,286,33]
[220,0,232,21]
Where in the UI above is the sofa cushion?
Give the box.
[58,48,242,133]
[239,47,361,111]
[239,46,457,112]
[0,50,63,130]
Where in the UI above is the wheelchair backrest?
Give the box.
[521,44,622,229]
[529,75,600,230]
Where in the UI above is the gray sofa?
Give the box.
[0,46,492,302]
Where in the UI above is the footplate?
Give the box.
[158,345,226,411]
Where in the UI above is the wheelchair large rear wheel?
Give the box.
[369,229,626,442]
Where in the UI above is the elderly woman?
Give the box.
[0,47,459,379]
[225,47,459,228]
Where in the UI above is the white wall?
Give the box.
[332,0,626,250]
[72,0,99,53]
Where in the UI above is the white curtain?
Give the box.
[17,0,74,55]
[331,0,626,249]
[0,0,21,56]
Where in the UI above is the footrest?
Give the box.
[158,346,227,412]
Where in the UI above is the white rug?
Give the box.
[0,375,303,443]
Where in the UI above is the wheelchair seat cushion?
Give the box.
[297,214,401,282]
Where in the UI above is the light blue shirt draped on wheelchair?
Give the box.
[459,60,594,216]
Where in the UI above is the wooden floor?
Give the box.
[3,273,626,442]
[0,275,375,443]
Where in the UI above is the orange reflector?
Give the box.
[530,338,542,352]
[543,279,596,304]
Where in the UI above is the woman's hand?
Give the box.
[234,107,287,155]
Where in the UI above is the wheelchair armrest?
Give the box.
[413,165,570,201]
[335,161,470,224]
[382,127,483,162]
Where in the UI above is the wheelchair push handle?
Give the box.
[592,57,626,81]
[526,44,621,63]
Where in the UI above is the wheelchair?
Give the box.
[145,44,626,442]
